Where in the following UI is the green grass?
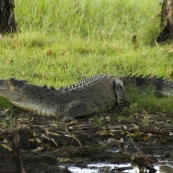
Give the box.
[125,87,173,114]
[0,0,173,114]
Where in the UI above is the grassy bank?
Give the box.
[0,0,173,113]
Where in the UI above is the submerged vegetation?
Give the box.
[0,0,173,113]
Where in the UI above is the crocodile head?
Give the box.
[0,78,26,101]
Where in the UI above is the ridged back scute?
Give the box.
[58,74,113,92]
[54,74,118,114]
[119,74,173,96]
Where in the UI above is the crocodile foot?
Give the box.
[61,116,76,123]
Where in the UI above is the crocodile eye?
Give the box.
[7,78,15,85]
[50,86,55,90]
[8,78,15,82]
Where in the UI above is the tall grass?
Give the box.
[15,1,160,39]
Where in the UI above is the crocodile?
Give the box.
[0,74,172,122]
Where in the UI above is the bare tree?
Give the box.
[0,0,19,34]
[157,0,173,42]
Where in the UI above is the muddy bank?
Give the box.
[0,109,173,172]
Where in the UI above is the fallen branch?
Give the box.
[111,138,157,173]
[12,131,26,173]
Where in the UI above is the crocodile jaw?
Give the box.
[0,79,23,101]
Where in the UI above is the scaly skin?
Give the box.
[119,74,173,96]
[0,75,129,121]
[0,74,172,121]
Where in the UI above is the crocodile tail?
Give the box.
[119,74,173,96]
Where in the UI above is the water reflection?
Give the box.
[68,163,141,173]
[159,165,173,173]
[67,162,173,173]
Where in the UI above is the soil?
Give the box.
[0,108,173,173]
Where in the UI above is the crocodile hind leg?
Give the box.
[114,79,130,107]
[61,101,89,122]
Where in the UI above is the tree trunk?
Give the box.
[0,0,19,34]
[157,0,173,42]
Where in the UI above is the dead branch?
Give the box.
[114,138,157,173]
[12,131,26,173]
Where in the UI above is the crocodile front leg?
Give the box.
[61,101,89,122]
